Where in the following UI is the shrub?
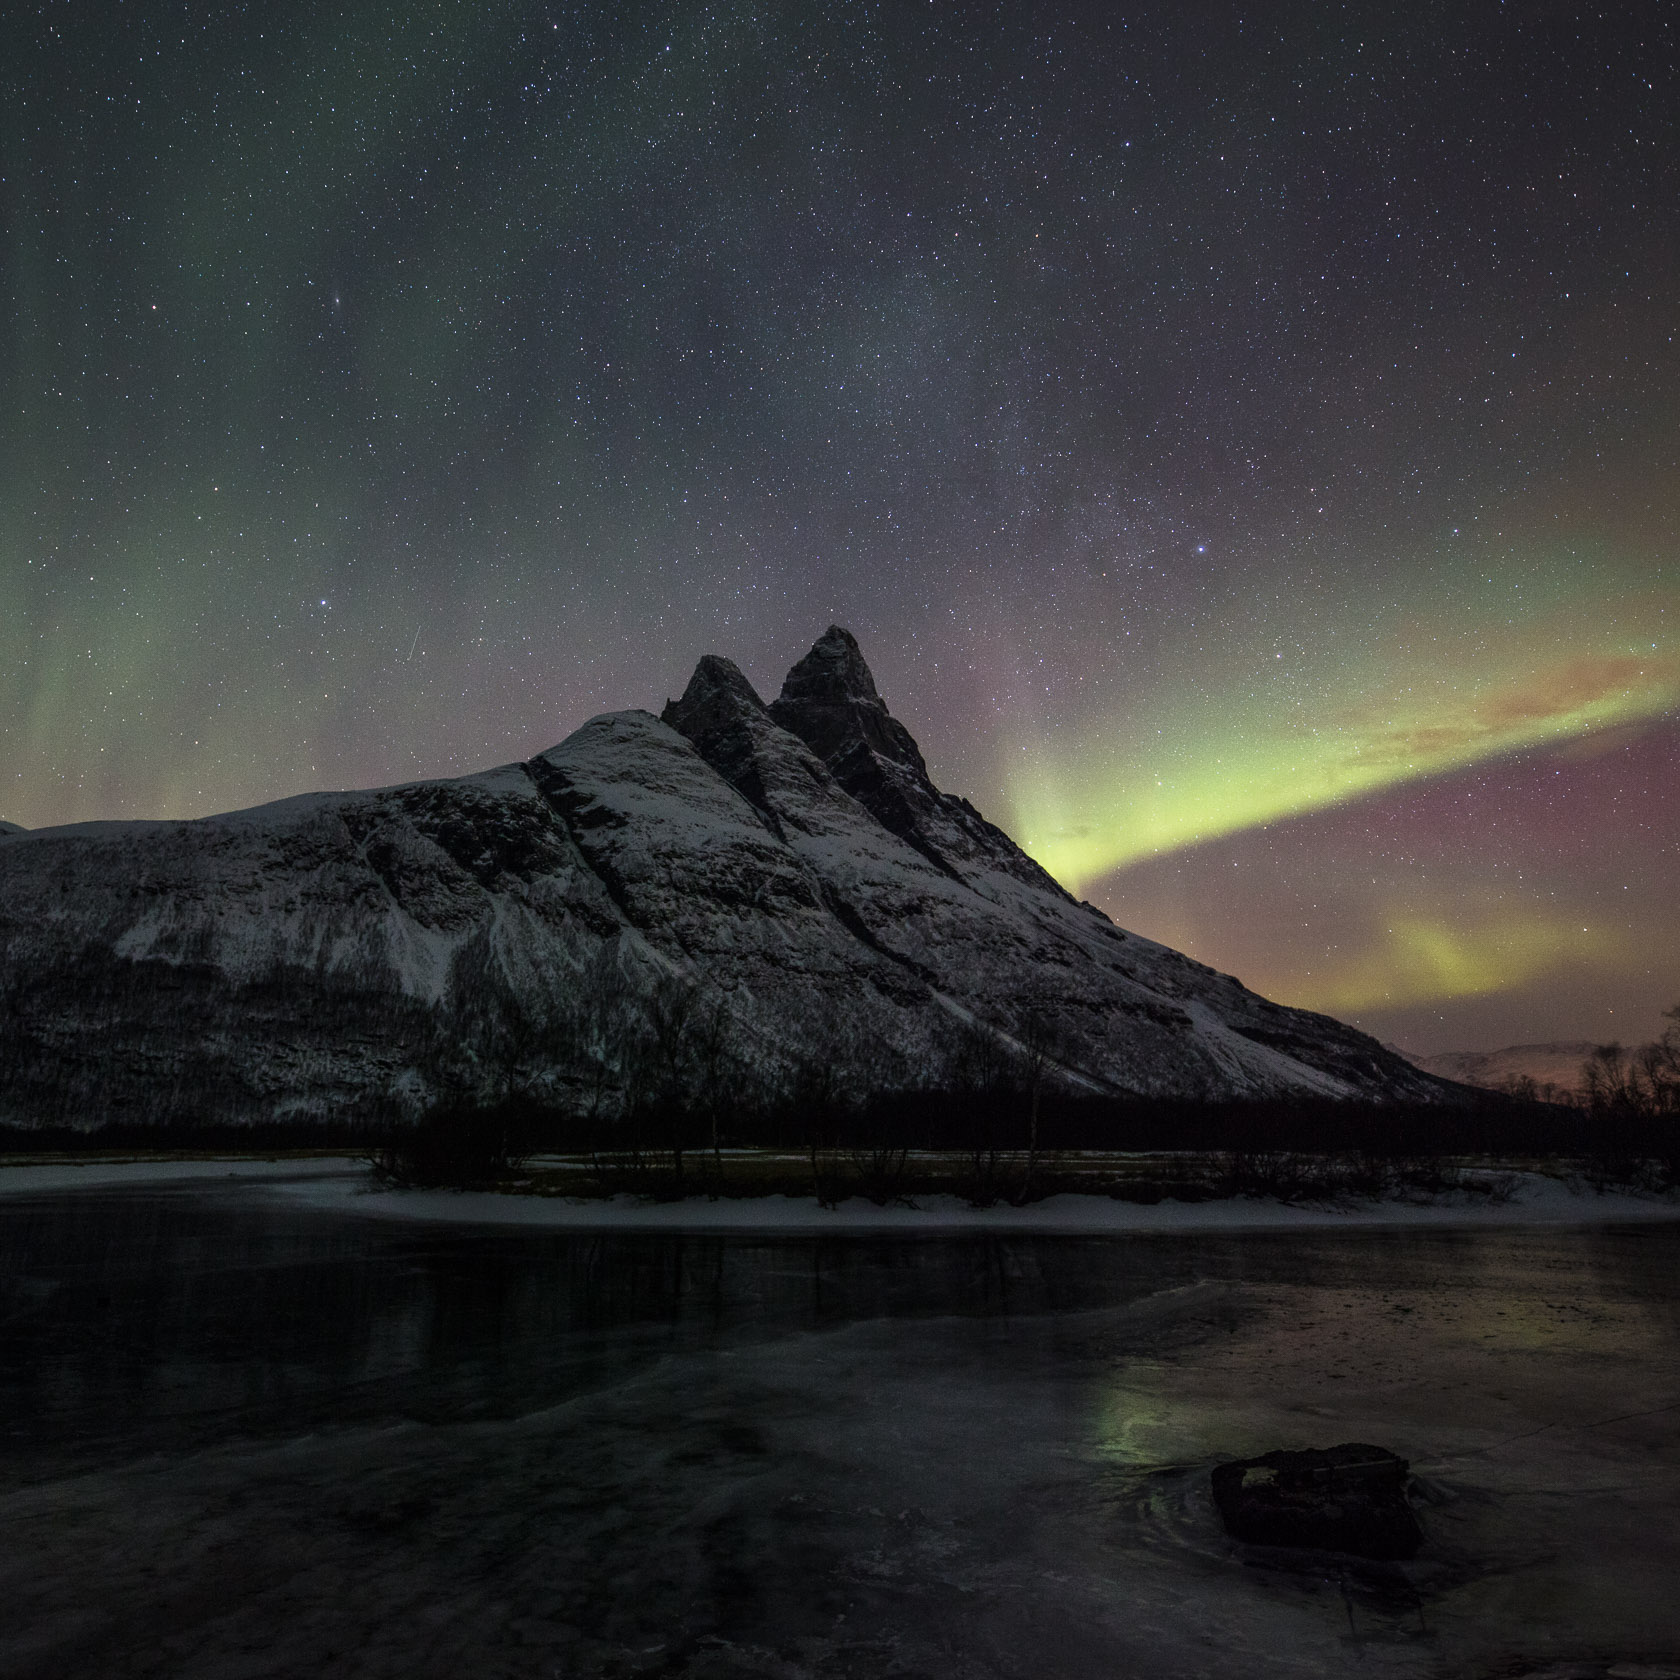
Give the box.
[368,1095,561,1188]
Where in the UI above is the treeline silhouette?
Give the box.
[7,1064,1676,1197]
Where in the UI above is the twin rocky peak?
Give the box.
[658,626,1064,897]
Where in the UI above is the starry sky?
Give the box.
[3,0,1675,1054]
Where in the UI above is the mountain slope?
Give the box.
[0,630,1455,1126]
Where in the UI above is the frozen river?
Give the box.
[3,1182,1678,1679]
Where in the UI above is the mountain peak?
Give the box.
[770,627,927,778]
[660,654,798,825]
[770,630,1083,899]
[662,654,767,736]
[778,625,885,710]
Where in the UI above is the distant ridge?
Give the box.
[1413,1043,1595,1098]
[0,628,1459,1128]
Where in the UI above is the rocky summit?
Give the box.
[0,628,1452,1127]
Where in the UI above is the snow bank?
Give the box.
[267,1168,1678,1235]
[4,1156,1672,1235]
[0,1157,365,1195]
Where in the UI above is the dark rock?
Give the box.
[769,625,930,778]
[768,627,1079,894]
[660,655,787,826]
[1210,1443,1424,1559]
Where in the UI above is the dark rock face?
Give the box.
[659,656,784,824]
[769,626,929,780]
[1210,1444,1424,1560]
[768,627,1067,894]
[0,629,1462,1128]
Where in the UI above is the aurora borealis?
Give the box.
[3,1,1675,1053]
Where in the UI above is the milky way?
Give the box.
[3,1,1674,1051]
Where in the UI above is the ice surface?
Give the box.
[2,1185,1677,1678]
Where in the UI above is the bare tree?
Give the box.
[551,948,655,1190]
[1640,1004,1680,1115]
[689,995,735,1190]
[640,974,701,1182]
[1583,1041,1640,1113]
[1578,1005,1680,1187]
[1014,1004,1064,1203]
[1583,1011,1680,1119]
[948,1016,1018,1206]
[791,1049,847,1208]
[573,954,632,1132]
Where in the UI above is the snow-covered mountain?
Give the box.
[1412,1043,1595,1099]
[0,628,1454,1127]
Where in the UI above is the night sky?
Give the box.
[4,0,1675,1054]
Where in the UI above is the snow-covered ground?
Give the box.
[3,1154,1675,1236]
[0,1156,362,1195]
[276,1168,1680,1234]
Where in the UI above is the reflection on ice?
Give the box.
[1,1190,1677,1678]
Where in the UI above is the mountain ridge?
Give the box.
[0,628,1458,1127]
[1412,1042,1595,1097]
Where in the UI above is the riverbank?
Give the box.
[0,1156,363,1193]
[3,1153,1672,1235]
[276,1166,1680,1234]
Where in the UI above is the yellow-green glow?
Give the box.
[1287,909,1630,1014]
[1011,587,1675,892]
